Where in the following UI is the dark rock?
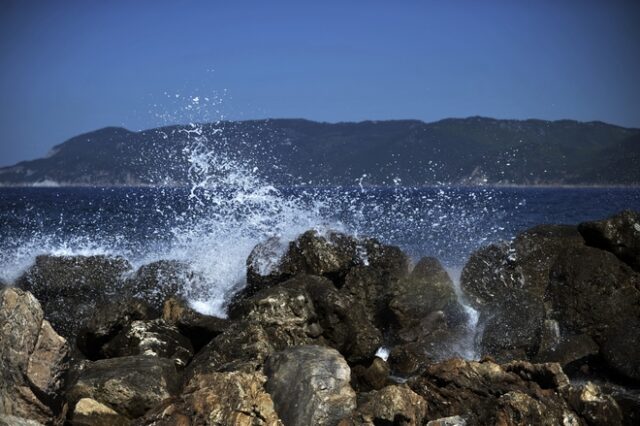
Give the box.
[162,296,228,351]
[245,230,360,295]
[564,382,624,426]
[102,319,194,368]
[0,287,69,425]
[66,355,179,420]
[388,342,428,377]
[265,345,356,426]
[16,255,132,339]
[76,298,159,360]
[137,371,281,425]
[342,384,427,425]
[126,260,203,310]
[578,210,640,272]
[408,358,621,425]
[350,357,391,392]
[186,321,274,377]
[546,245,640,381]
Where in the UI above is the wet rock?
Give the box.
[71,398,130,426]
[426,416,467,426]
[564,382,623,426]
[388,342,428,377]
[578,210,640,272]
[102,319,194,368]
[343,384,427,425]
[16,255,132,339]
[186,321,274,377]
[546,245,640,381]
[126,260,202,310]
[0,415,45,426]
[351,357,391,392]
[76,298,159,360]
[535,333,600,370]
[245,230,360,294]
[162,296,228,351]
[299,274,383,363]
[265,345,356,426]
[0,287,69,424]
[138,371,282,425]
[67,355,180,420]
[407,358,610,425]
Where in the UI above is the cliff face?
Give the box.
[1,117,638,186]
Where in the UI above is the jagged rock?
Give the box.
[578,210,640,272]
[186,321,274,377]
[245,230,360,295]
[16,255,132,339]
[460,225,585,362]
[138,371,282,425]
[71,398,130,426]
[0,287,69,424]
[101,319,194,368]
[351,357,391,392]
[77,298,159,360]
[126,260,203,310]
[342,384,427,425]
[67,355,179,420]
[546,245,640,380]
[265,345,356,426]
[564,382,623,426]
[0,415,45,426]
[162,296,228,351]
[407,358,620,425]
[228,283,322,348]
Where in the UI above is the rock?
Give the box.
[186,321,274,377]
[460,225,585,362]
[245,230,360,295]
[228,282,322,348]
[16,255,132,339]
[102,319,194,368]
[578,210,640,272]
[564,382,623,426]
[546,245,640,380]
[407,358,614,425]
[297,274,383,363]
[535,333,600,371]
[351,357,391,392]
[162,296,228,351]
[0,415,45,426]
[426,416,467,426]
[265,345,356,426]
[138,371,282,425]
[71,398,130,426]
[77,298,159,360]
[388,342,428,377]
[67,355,180,420]
[0,287,69,424]
[343,384,427,426]
[126,260,203,310]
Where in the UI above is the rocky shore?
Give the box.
[1,210,639,425]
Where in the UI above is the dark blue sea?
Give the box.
[1,186,639,314]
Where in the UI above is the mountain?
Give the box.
[1,117,639,186]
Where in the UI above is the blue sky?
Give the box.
[1,0,639,165]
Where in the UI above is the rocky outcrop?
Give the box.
[162,296,228,351]
[578,209,640,272]
[66,355,179,421]
[16,255,133,339]
[138,371,282,425]
[0,287,69,425]
[265,345,356,426]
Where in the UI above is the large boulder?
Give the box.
[265,345,356,426]
[460,225,585,362]
[407,358,622,425]
[546,245,640,381]
[0,287,69,425]
[578,210,640,272]
[66,355,180,420]
[162,296,228,351]
[101,319,194,368]
[16,255,133,339]
[76,298,159,360]
[138,371,282,425]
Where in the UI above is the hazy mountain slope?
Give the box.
[1,117,638,186]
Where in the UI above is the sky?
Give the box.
[1,0,639,166]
